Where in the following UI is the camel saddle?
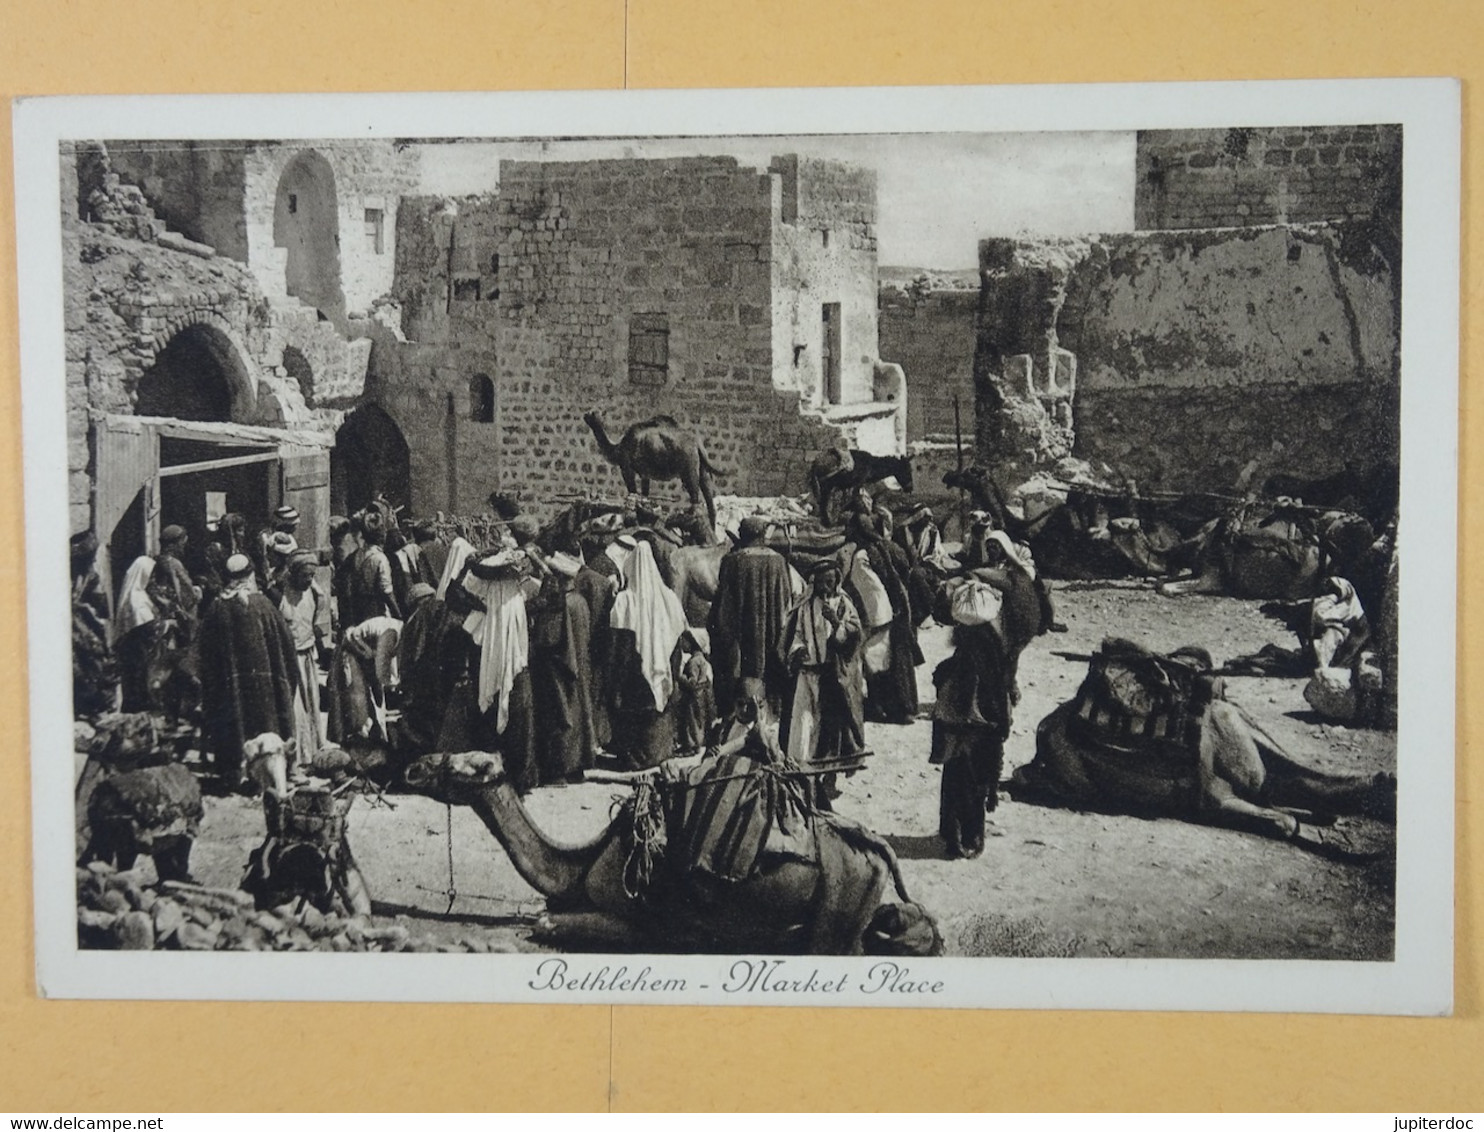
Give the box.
[1069,638,1217,759]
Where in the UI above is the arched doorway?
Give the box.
[135,322,252,421]
[273,149,345,325]
[282,346,315,407]
[331,404,410,517]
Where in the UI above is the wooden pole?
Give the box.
[953,392,967,540]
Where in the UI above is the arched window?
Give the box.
[470,374,495,423]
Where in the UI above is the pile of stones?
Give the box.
[75,862,413,953]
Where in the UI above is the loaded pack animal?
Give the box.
[811,448,915,526]
[404,748,941,955]
[943,465,1212,581]
[583,412,725,534]
[1263,461,1399,528]
[1010,638,1395,857]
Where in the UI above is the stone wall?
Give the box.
[972,223,1399,493]
[375,154,880,518]
[241,141,420,322]
[1135,125,1401,230]
[769,155,880,409]
[59,144,370,533]
[102,141,250,260]
[879,287,978,442]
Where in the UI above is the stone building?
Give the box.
[62,139,418,597]
[374,153,903,519]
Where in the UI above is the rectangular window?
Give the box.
[452,276,481,302]
[628,313,670,386]
[364,207,385,254]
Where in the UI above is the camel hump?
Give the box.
[635,413,682,430]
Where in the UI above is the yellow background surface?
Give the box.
[0,0,1477,1112]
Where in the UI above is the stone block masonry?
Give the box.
[879,288,978,442]
[377,154,885,518]
[1135,125,1401,230]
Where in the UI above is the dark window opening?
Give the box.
[470,374,495,423]
[364,208,385,254]
[821,228,831,248]
[629,313,670,387]
[453,276,481,302]
[487,253,500,300]
[287,193,298,214]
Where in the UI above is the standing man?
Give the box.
[347,510,401,626]
[708,516,794,720]
[149,524,202,719]
[783,559,865,808]
[256,505,300,586]
[278,551,330,770]
[197,554,299,791]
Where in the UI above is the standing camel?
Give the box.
[583,411,723,532]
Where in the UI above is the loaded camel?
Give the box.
[403,749,939,955]
[583,412,724,535]
[811,449,915,526]
[1010,639,1395,858]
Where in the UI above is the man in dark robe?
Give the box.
[574,533,619,752]
[708,516,794,719]
[197,554,299,791]
[931,531,1044,858]
[853,511,923,724]
[395,582,465,756]
[71,531,116,718]
[148,524,202,718]
[529,556,598,783]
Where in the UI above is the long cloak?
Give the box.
[573,560,617,750]
[860,538,922,723]
[197,588,299,784]
[781,593,865,765]
[396,596,467,754]
[707,545,794,717]
[530,581,598,782]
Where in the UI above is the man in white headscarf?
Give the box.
[1310,576,1370,669]
[607,539,687,769]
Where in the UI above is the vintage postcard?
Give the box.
[12,79,1458,1011]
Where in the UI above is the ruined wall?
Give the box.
[242,141,420,321]
[1012,223,1400,491]
[102,141,250,260]
[879,288,978,442]
[1135,125,1401,230]
[769,155,880,409]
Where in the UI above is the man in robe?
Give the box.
[326,615,402,749]
[852,510,923,724]
[607,540,686,770]
[149,524,202,718]
[345,510,401,626]
[255,505,300,589]
[782,559,865,809]
[708,516,794,720]
[529,552,598,783]
[278,551,330,771]
[932,530,1043,858]
[71,531,116,718]
[197,554,299,791]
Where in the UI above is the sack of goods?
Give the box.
[1068,637,1216,756]
[948,578,1003,629]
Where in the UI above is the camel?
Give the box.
[403,749,940,955]
[583,412,723,532]
[811,449,915,526]
[1009,642,1395,858]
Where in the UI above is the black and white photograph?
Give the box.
[13,81,1458,1010]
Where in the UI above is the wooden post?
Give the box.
[953,393,967,541]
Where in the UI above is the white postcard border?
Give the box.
[13,78,1460,1012]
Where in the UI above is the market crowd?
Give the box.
[71,491,1054,860]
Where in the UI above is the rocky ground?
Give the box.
[162,579,1395,960]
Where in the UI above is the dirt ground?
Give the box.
[182,580,1395,959]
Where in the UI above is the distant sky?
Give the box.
[415,132,1136,270]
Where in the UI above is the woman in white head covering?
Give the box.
[606,540,687,769]
[113,555,159,712]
